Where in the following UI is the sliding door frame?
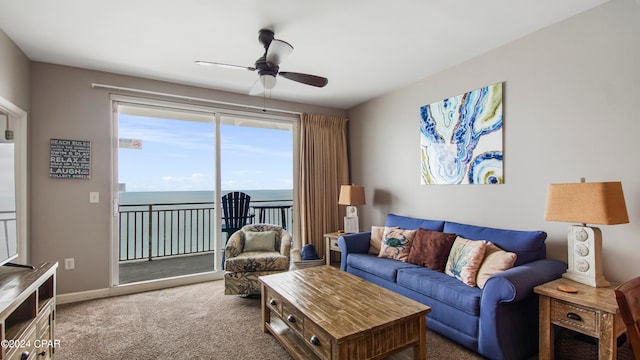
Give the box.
[109,94,299,289]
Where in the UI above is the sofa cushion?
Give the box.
[386,213,445,231]
[224,251,288,273]
[445,237,487,287]
[379,227,417,262]
[407,229,457,271]
[397,267,482,316]
[443,221,546,266]
[476,242,517,289]
[347,253,419,282]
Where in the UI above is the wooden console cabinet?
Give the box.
[1,263,58,360]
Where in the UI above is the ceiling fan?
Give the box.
[196,29,328,95]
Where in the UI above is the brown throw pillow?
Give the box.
[407,228,457,271]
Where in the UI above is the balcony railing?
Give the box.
[118,200,292,262]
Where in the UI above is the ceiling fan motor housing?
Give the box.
[258,29,275,49]
[255,55,278,77]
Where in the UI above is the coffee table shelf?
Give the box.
[267,316,321,359]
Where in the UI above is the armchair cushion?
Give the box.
[243,230,276,252]
[224,251,289,273]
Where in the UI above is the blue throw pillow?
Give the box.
[301,244,320,260]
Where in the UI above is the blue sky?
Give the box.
[118,114,293,192]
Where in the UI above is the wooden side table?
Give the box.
[534,277,625,360]
[324,232,342,266]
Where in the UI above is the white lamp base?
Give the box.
[344,216,359,234]
[563,225,609,287]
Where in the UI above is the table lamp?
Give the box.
[338,185,366,233]
[544,180,629,287]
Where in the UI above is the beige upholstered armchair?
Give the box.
[224,224,292,295]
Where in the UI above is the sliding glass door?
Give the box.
[112,99,295,286]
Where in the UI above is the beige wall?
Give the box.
[29,62,346,294]
[0,29,29,111]
[348,0,640,283]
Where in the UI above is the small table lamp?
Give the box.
[338,185,366,233]
[545,180,629,287]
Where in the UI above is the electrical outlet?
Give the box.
[64,258,75,270]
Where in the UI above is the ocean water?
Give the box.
[119,189,292,205]
[117,189,292,260]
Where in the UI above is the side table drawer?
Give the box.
[551,300,598,335]
[329,238,340,251]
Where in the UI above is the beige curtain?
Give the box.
[298,113,349,258]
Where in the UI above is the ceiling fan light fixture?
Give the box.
[266,39,293,66]
[260,74,277,89]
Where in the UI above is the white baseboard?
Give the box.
[56,271,224,304]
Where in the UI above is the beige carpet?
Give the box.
[55,279,482,360]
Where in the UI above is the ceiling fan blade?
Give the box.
[194,60,256,71]
[266,39,293,66]
[279,72,328,87]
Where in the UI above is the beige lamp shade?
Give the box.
[544,182,629,225]
[338,185,366,206]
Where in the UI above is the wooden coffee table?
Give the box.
[260,265,430,359]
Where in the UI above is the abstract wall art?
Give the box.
[420,82,503,185]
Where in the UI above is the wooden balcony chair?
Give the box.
[221,191,254,268]
[614,276,640,360]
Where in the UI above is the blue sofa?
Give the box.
[338,214,566,360]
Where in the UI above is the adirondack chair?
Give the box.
[221,191,254,267]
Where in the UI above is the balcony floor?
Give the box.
[119,253,216,284]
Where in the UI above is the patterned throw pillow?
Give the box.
[378,227,417,262]
[243,231,276,252]
[445,236,487,286]
[369,226,398,255]
[476,242,517,289]
[407,228,457,271]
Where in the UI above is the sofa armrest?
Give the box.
[478,259,567,360]
[225,231,244,259]
[337,232,371,271]
[482,259,567,304]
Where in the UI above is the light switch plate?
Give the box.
[89,192,99,203]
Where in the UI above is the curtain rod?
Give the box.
[90,83,302,116]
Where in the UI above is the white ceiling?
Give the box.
[0,0,609,109]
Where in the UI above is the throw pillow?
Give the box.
[369,226,398,255]
[445,236,487,286]
[243,231,276,252]
[476,242,517,289]
[407,228,457,271]
[301,244,320,260]
[378,227,417,262]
